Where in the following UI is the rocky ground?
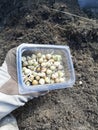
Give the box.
[0,0,98,130]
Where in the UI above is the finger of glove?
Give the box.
[0,114,19,130]
[5,47,17,81]
[0,78,19,95]
[0,61,11,87]
[0,92,29,120]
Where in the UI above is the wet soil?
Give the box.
[0,1,98,130]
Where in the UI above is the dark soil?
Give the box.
[0,1,98,130]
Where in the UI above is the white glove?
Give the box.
[0,61,32,120]
[0,47,48,120]
[0,114,19,130]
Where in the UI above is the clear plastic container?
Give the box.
[16,43,75,94]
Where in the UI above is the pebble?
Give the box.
[79,81,83,85]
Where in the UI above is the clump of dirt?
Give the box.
[0,1,98,130]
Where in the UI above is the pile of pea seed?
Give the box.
[22,52,65,86]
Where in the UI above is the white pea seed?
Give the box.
[23,61,28,67]
[22,56,26,62]
[35,75,40,80]
[46,54,52,60]
[55,72,59,77]
[58,55,62,60]
[51,74,56,79]
[41,67,47,72]
[32,80,38,85]
[24,69,31,75]
[28,60,33,65]
[25,81,30,86]
[33,62,38,66]
[45,77,50,84]
[54,62,60,67]
[46,69,52,75]
[27,56,31,60]
[24,77,29,82]
[50,66,56,71]
[37,53,42,58]
[44,59,48,62]
[53,55,62,61]
[32,59,37,62]
[55,78,60,83]
[49,59,54,63]
[39,78,45,85]
[51,73,58,79]
[32,54,36,59]
[41,62,47,67]
[58,64,63,70]
[28,66,34,70]
[32,71,38,76]
[38,58,43,63]
[58,71,64,77]
[29,75,34,81]
[22,67,27,72]
[41,55,46,59]
[39,72,46,77]
[36,67,41,72]
[59,78,65,82]
[47,62,52,67]
[28,66,32,69]
[31,67,35,71]
[50,79,55,84]
[56,55,62,61]
[52,55,56,60]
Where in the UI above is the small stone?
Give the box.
[79,81,83,85]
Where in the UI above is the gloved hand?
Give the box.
[0,47,48,120]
